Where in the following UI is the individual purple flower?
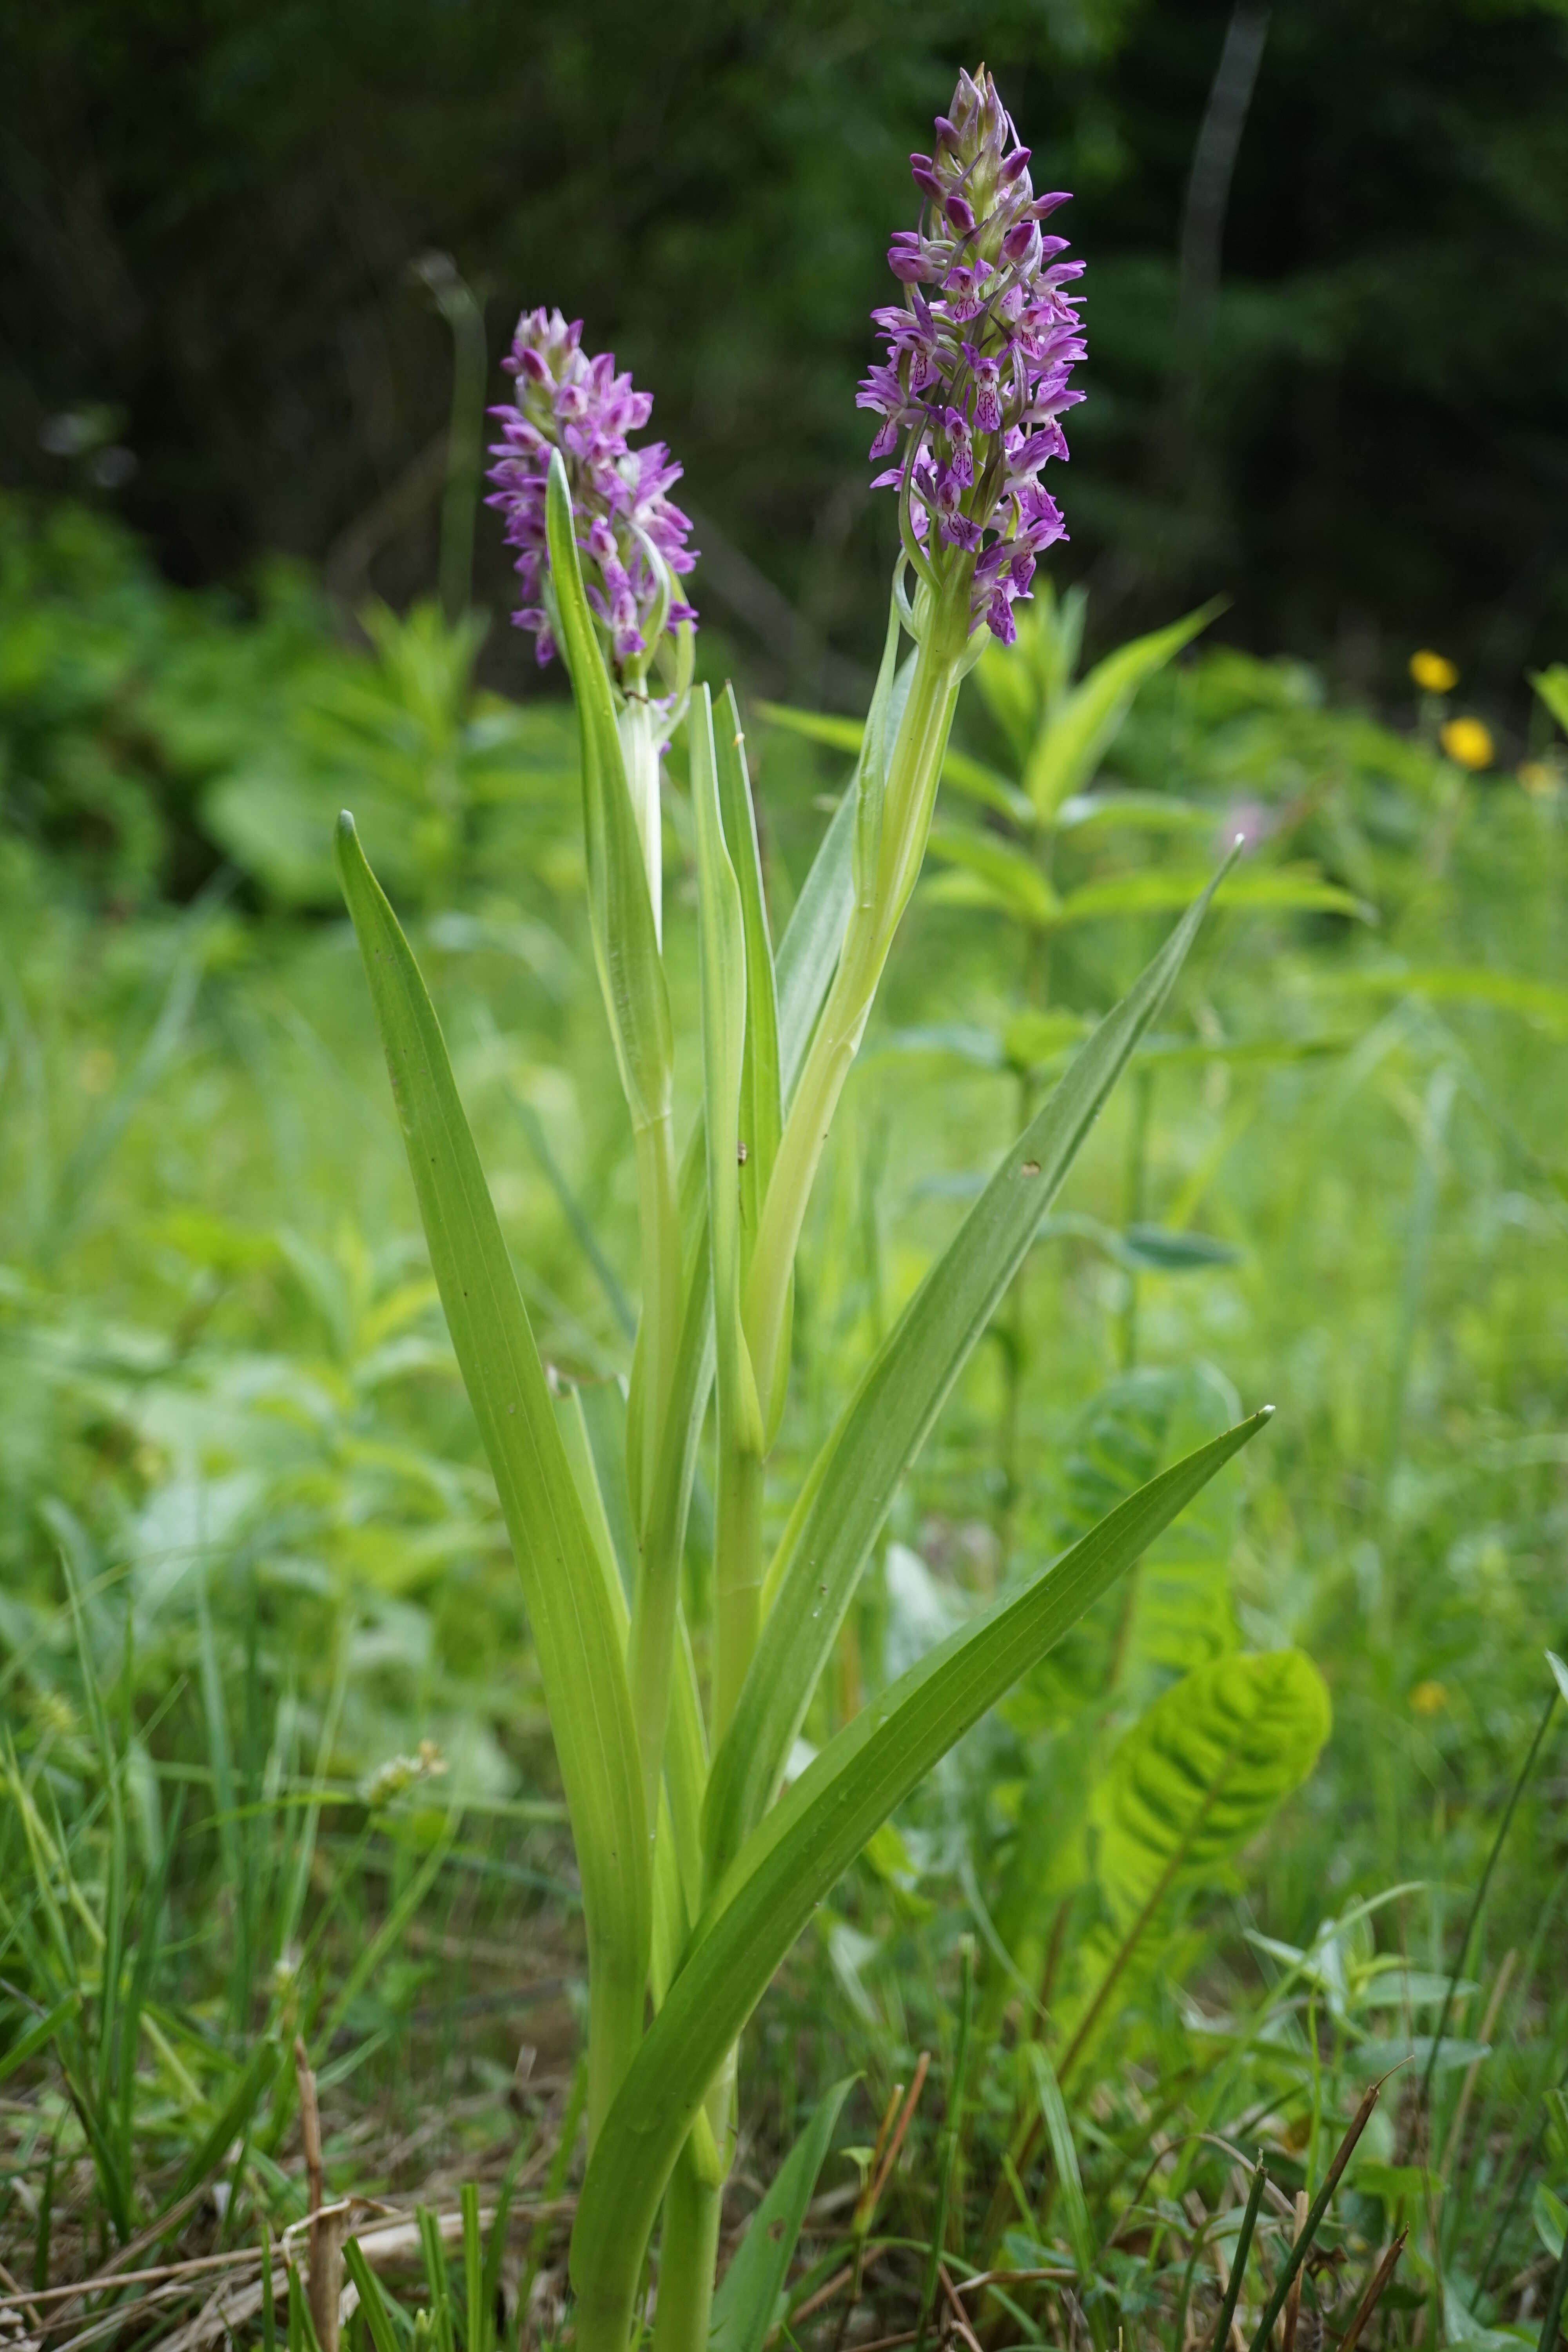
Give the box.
[856,68,1085,643]
[486,309,698,675]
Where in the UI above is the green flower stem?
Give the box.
[651,2066,731,2352]
[744,577,972,1435]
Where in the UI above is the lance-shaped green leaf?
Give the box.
[1024,600,1221,820]
[569,1411,1272,2352]
[775,783,855,1099]
[335,814,650,2147]
[544,450,673,1138]
[703,868,1230,1884]
[1055,863,1370,929]
[709,2076,857,2352]
[715,684,781,1251]
[691,684,766,1738]
[924,826,1062,927]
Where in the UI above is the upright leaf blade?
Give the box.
[336,814,650,2144]
[691,685,766,1737]
[704,869,1231,1884]
[1024,600,1221,820]
[709,2078,857,2352]
[770,633,916,1101]
[573,1414,1272,2352]
[715,684,782,1244]
[544,450,673,1137]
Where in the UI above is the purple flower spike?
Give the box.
[855,67,1085,641]
[486,308,698,675]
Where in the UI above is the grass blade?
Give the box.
[1207,2156,1267,2352]
[710,2076,857,2352]
[1244,2079,1387,2352]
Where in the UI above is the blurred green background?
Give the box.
[5,0,1568,713]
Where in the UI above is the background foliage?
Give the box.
[4,0,1568,711]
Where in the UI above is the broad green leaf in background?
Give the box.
[1022,601,1222,819]
[708,2077,856,2352]
[571,1410,1273,2352]
[1529,664,1568,738]
[924,826,1062,927]
[1093,1648,1332,1929]
[1322,963,1568,1038]
[1054,1364,1244,1700]
[1055,864,1369,929]
[336,813,650,2147]
[1053,791,1216,836]
[704,870,1231,1884]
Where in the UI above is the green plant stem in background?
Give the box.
[409,251,489,626]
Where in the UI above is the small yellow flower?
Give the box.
[1519,760,1562,799]
[1440,717,1494,771]
[1410,1680,1448,1717]
[1410,649,1458,694]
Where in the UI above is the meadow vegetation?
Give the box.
[1,488,1566,2350]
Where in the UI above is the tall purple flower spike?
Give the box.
[486,309,698,672]
[858,69,1085,645]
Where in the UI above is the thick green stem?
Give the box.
[744,606,969,1432]
[650,2140,725,2352]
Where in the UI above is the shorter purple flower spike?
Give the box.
[857,68,1085,641]
[486,308,698,675]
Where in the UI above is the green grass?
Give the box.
[1,512,1566,2348]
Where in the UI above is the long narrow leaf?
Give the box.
[771,648,914,1100]
[336,814,650,2143]
[544,450,672,1136]
[710,2076,857,2352]
[704,868,1230,1881]
[571,1410,1272,2346]
[716,683,782,1238]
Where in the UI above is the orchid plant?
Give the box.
[335,69,1270,2352]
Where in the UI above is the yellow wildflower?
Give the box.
[1441,717,1494,770]
[1410,1680,1448,1717]
[1519,761,1562,799]
[1410,649,1458,693]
